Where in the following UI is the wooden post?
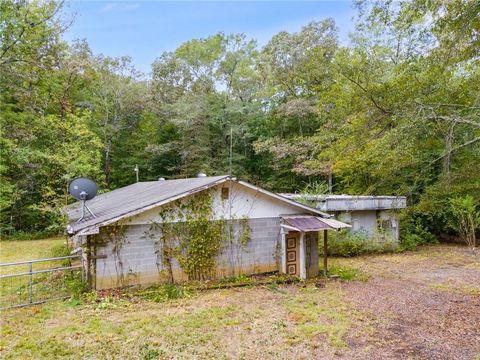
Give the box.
[299,232,306,279]
[323,229,328,276]
[280,228,287,274]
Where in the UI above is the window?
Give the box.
[221,187,229,200]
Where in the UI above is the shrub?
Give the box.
[399,222,437,251]
[65,272,89,298]
[399,234,421,251]
[448,195,479,251]
[0,230,58,241]
[325,230,398,257]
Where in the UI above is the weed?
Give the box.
[284,286,355,348]
[219,273,253,284]
[140,344,160,360]
[273,319,287,329]
[267,281,279,291]
[329,266,368,281]
[399,223,437,251]
[325,230,398,257]
[138,283,189,302]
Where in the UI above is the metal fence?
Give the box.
[0,254,84,310]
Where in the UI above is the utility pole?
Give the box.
[134,164,139,183]
[229,126,233,176]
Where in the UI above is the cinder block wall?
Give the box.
[93,218,281,289]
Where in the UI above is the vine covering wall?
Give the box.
[146,190,251,282]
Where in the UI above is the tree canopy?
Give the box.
[1,0,478,239]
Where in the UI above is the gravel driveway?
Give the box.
[334,246,480,360]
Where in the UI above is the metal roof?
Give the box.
[65,175,230,235]
[64,176,329,235]
[283,215,351,232]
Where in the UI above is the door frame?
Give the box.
[285,232,299,276]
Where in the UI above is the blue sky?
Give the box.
[63,1,356,74]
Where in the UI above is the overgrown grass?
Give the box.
[283,286,357,348]
[136,283,191,302]
[0,230,59,241]
[1,283,356,358]
[324,230,399,257]
[329,265,368,281]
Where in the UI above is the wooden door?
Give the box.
[286,232,299,276]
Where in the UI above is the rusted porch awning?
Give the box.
[282,215,351,232]
[281,215,351,278]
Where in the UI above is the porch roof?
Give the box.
[283,215,351,232]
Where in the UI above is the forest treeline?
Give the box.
[1,0,479,240]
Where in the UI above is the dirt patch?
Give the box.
[333,246,480,360]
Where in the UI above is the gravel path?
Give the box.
[337,246,480,360]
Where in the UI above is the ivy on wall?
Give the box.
[147,190,252,282]
[175,192,224,280]
[89,189,253,286]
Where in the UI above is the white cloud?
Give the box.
[99,3,140,14]
[99,3,118,13]
[123,4,140,11]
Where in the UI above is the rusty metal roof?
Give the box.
[283,215,351,231]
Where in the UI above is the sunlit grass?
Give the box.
[0,238,78,308]
[0,237,66,264]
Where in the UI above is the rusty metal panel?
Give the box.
[283,215,350,231]
[284,216,329,231]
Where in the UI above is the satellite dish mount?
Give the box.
[68,177,98,222]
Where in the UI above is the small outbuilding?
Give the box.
[280,194,407,241]
[65,176,350,289]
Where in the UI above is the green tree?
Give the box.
[449,196,479,251]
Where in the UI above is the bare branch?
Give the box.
[429,136,480,165]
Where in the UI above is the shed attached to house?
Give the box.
[280,194,407,241]
[64,176,349,289]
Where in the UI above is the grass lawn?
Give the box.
[0,237,77,309]
[1,241,479,359]
[0,237,66,264]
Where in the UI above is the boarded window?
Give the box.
[221,187,229,200]
[381,219,392,230]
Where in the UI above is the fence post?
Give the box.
[28,262,33,304]
[80,249,85,283]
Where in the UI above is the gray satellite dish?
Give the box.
[68,177,98,222]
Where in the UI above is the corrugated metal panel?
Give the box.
[65,175,230,234]
[318,217,352,229]
[283,216,350,231]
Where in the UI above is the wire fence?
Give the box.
[0,254,84,310]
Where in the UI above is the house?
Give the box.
[280,194,407,241]
[65,175,350,289]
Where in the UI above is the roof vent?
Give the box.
[158,177,165,181]
[197,173,207,178]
